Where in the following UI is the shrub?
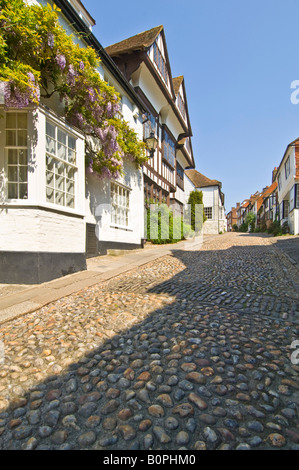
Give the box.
[232,224,238,232]
[281,221,289,234]
[245,213,256,232]
[267,220,282,236]
[146,203,191,244]
[187,190,207,232]
[239,222,248,233]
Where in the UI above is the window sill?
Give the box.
[110,224,133,232]
[1,200,84,218]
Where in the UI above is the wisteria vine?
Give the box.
[0,0,147,178]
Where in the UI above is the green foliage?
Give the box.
[232,224,238,232]
[187,190,206,232]
[0,0,147,177]
[245,212,256,232]
[281,221,289,234]
[239,222,248,233]
[267,220,282,236]
[146,202,192,244]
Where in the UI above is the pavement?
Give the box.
[0,232,298,451]
[0,234,209,325]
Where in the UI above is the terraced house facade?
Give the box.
[275,138,299,234]
[0,0,204,284]
[0,0,148,283]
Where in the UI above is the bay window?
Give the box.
[45,119,77,208]
[6,112,28,199]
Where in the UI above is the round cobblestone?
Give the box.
[0,233,297,450]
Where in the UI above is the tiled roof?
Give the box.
[263,181,277,197]
[105,25,164,56]
[172,76,184,96]
[185,169,221,188]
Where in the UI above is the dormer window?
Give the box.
[177,92,186,120]
[153,42,168,85]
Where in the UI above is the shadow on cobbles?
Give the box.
[0,242,298,451]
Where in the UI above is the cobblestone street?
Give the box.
[0,233,298,450]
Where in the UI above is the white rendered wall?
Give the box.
[85,159,144,245]
[0,208,85,252]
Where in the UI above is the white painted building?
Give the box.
[185,169,227,234]
[0,0,147,283]
[275,138,299,234]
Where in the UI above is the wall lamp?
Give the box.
[145,131,158,158]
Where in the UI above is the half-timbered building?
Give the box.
[106,26,195,214]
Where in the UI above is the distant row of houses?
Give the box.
[227,139,299,235]
[0,0,226,284]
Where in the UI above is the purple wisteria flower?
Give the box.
[93,104,104,120]
[47,32,54,48]
[67,64,76,85]
[87,86,96,103]
[106,101,113,118]
[73,112,85,128]
[4,72,40,109]
[56,54,66,71]
[4,82,30,108]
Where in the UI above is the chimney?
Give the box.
[272,167,278,183]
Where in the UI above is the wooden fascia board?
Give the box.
[179,78,193,138]
[143,56,190,135]
[53,0,145,113]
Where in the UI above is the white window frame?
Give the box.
[110,181,131,228]
[278,173,282,191]
[285,156,290,180]
[45,118,78,209]
[5,111,28,200]
[204,206,213,220]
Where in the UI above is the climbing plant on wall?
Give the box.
[0,0,147,178]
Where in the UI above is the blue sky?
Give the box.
[84,0,299,212]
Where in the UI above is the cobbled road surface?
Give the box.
[0,233,298,450]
